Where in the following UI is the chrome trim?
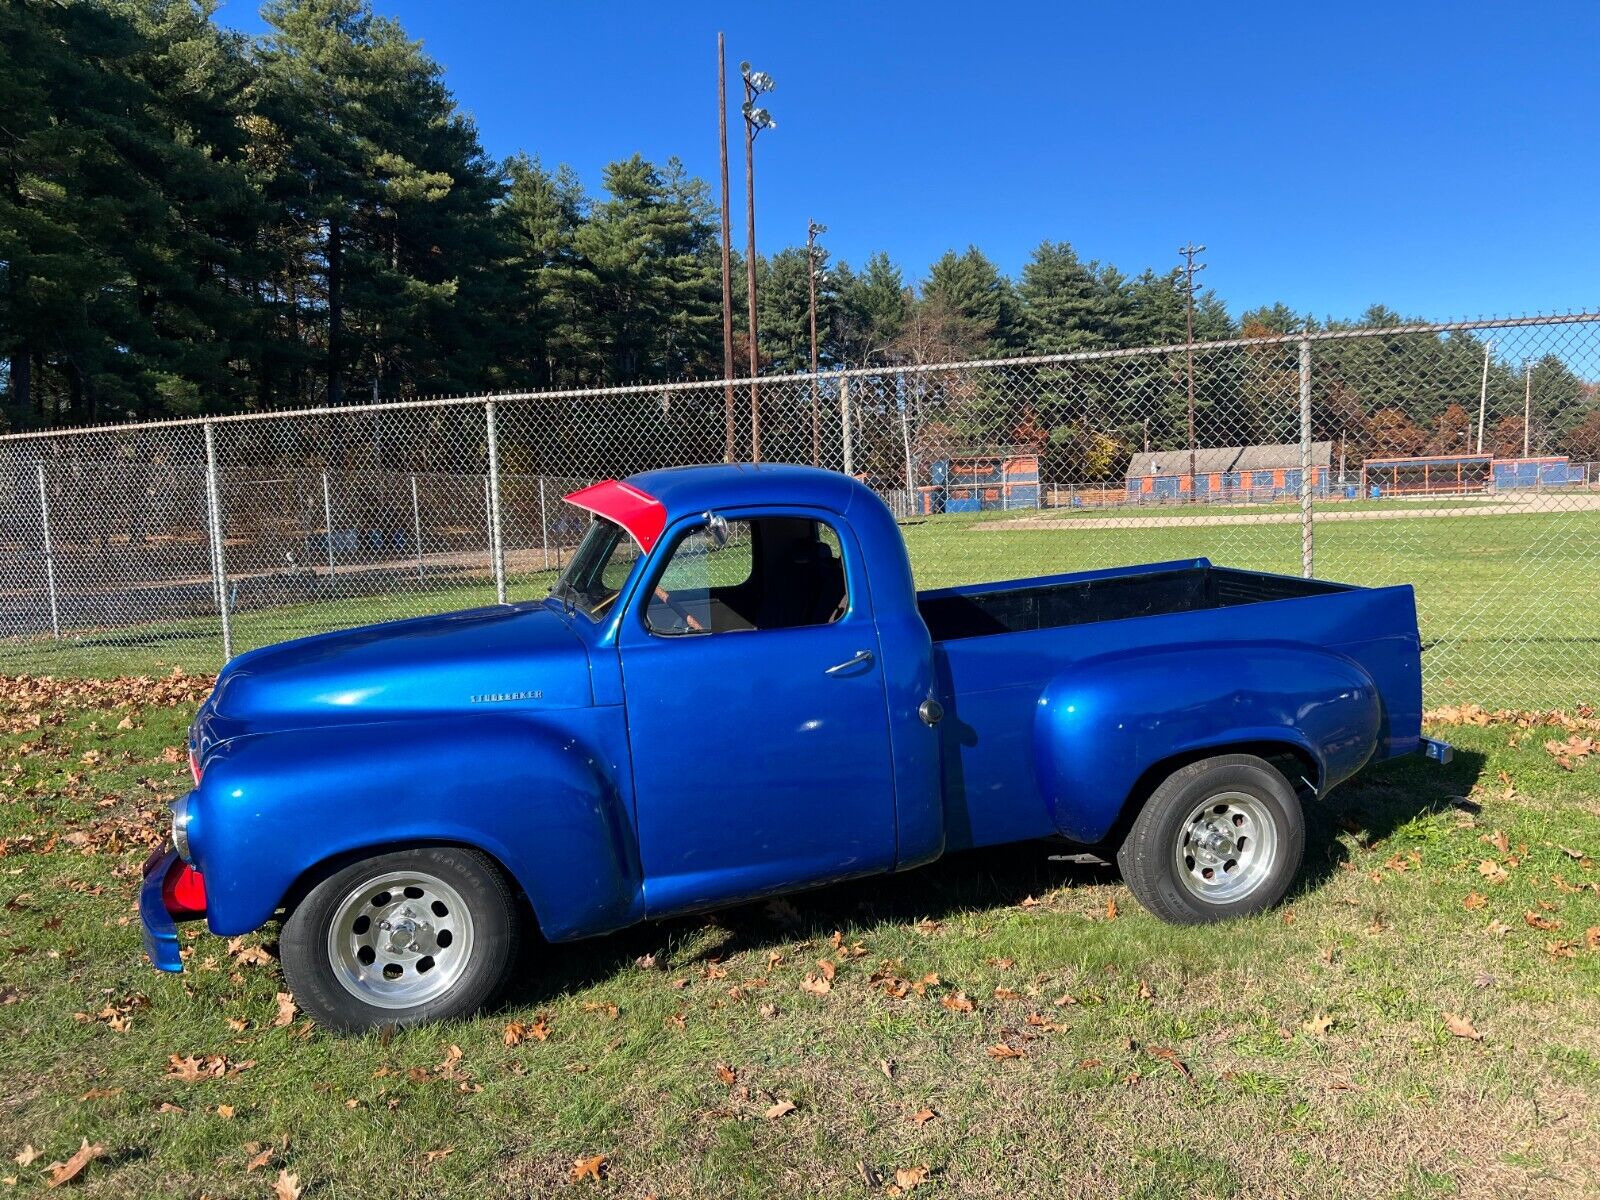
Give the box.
[1421,737,1453,765]
[170,795,192,863]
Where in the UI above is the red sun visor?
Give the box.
[563,480,668,553]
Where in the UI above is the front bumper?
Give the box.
[139,847,186,973]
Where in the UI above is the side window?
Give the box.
[645,516,849,636]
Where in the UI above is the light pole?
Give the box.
[740,62,775,462]
[807,218,827,466]
[716,35,735,461]
[1178,243,1206,503]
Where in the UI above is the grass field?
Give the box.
[2,676,1600,1197]
[3,505,1598,709]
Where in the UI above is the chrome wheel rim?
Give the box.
[326,870,475,1009]
[1173,790,1279,905]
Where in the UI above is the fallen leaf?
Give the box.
[1524,910,1562,932]
[799,974,831,996]
[1477,860,1510,885]
[816,958,837,982]
[570,1154,607,1184]
[503,1021,528,1047]
[424,1147,454,1165]
[1462,892,1487,910]
[911,1107,938,1125]
[940,991,974,1014]
[714,1063,737,1086]
[13,1146,40,1167]
[273,993,297,1027]
[894,1165,931,1191]
[879,1058,895,1079]
[1105,897,1119,920]
[1443,1012,1484,1041]
[763,1099,797,1120]
[1301,1013,1335,1038]
[46,1140,105,1189]
[217,1104,235,1119]
[987,1043,1025,1060]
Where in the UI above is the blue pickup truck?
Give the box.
[141,464,1446,1031]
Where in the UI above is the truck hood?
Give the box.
[205,602,589,733]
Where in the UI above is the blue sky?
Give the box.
[215,1,1600,323]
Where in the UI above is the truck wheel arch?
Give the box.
[1033,642,1376,846]
[275,838,540,935]
[1102,739,1320,853]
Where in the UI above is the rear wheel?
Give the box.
[280,846,521,1033]
[1116,754,1304,924]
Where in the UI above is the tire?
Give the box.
[1116,754,1305,924]
[280,845,521,1034]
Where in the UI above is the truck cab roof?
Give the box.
[626,463,867,522]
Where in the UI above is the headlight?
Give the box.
[171,795,193,863]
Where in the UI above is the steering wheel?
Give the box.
[652,585,703,634]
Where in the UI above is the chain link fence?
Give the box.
[2,311,1597,707]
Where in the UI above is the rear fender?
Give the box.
[190,714,642,940]
[1033,642,1381,844]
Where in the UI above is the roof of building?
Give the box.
[1125,442,1332,479]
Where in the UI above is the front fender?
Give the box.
[1033,642,1382,844]
[189,711,643,940]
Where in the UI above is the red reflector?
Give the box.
[188,746,201,784]
[162,862,207,918]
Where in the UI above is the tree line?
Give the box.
[3,0,1596,475]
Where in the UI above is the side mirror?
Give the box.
[703,512,730,549]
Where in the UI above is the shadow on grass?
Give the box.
[1294,745,1486,897]
[499,747,1485,1012]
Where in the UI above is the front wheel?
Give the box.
[280,846,521,1033]
[1116,754,1305,924]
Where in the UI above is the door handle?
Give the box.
[824,649,874,675]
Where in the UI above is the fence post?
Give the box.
[320,470,337,589]
[203,421,233,662]
[1299,335,1314,579]
[35,463,61,639]
[485,400,507,604]
[538,476,550,571]
[410,473,424,582]
[839,374,854,477]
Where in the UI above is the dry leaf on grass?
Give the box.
[46,1140,105,1189]
[570,1154,607,1183]
[14,1146,41,1167]
[1443,1012,1484,1041]
[987,1043,1025,1060]
[799,974,831,996]
[940,991,974,1014]
[273,993,297,1027]
[1105,897,1119,920]
[763,1099,797,1120]
[424,1147,454,1165]
[714,1063,737,1086]
[1301,1013,1335,1038]
[1462,892,1487,910]
[910,1107,938,1125]
[891,1164,931,1193]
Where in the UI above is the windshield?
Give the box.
[550,517,641,620]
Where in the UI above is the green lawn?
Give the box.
[2,679,1599,1197]
[3,504,1597,708]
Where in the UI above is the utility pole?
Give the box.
[716,34,735,461]
[1475,338,1494,454]
[1523,362,1532,458]
[740,62,775,461]
[807,218,827,466]
[1178,243,1206,502]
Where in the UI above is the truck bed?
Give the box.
[918,559,1348,642]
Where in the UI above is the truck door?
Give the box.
[617,510,898,916]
